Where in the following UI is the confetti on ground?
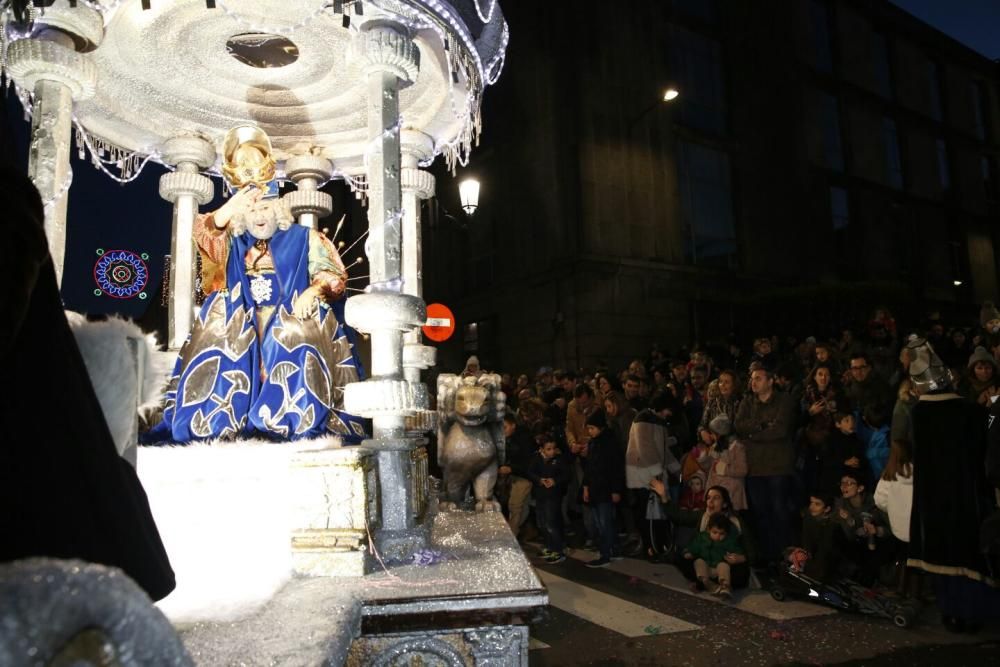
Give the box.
[644,625,663,635]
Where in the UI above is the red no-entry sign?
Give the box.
[422,303,455,342]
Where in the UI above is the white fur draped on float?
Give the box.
[137,440,295,623]
[66,312,171,464]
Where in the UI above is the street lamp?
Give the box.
[628,85,681,131]
[459,178,480,215]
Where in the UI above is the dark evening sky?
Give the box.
[891,0,1000,60]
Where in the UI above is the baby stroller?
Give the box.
[770,564,919,628]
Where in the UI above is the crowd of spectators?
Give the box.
[486,306,1000,629]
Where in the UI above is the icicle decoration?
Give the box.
[71,118,161,184]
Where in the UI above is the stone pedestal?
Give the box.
[289,439,379,577]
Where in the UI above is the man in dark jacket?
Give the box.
[735,367,797,564]
[582,410,626,567]
[500,413,536,538]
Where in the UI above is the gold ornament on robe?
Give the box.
[221,124,276,190]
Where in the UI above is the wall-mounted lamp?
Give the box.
[459,178,480,216]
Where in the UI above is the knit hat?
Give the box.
[585,410,607,430]
[981,302,1000,328]
[708,414,733,437]
[968,346,996,369]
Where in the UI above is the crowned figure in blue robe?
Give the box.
[149,126,367,442]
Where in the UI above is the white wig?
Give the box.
[228,198,294,237]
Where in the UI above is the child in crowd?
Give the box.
[528,436,570,563]
[683,512,745,599]
[822,412,870,493]
[862,406,890,481]
[582,410,626,568]
[834,471,888,585]
[679,472,707,511]
[787,492,841,581]
[701,415,748,512]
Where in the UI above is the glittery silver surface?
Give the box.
[72,0,478,172]
[178,510,545,665]
[0,559,192,667]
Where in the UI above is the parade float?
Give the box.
[2,1,544,664]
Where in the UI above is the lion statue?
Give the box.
[436,373,506,511]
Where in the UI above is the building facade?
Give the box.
[422,0,1000,374]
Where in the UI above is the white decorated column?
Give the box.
[5,5,102,286]
[158,136,215,351]
[400,131,438,433]
[344,21,429,559]
[284,155,334,229]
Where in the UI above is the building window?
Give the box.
[810,0,834,73]
[872,31,892,98]
[972,81,990,141]
[830,186,850,230]
[928,62,943,121]
[669,25,727,134]
[671,0,716,23]
[984,156,999,201]
[820,92,844,171]
[678,140,737,267]
[936,139,951,190]
[882,117,903,189]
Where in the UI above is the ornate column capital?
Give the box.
[351,21,420,85]
[345,292,426,334]
[400,168,436,200]
[32,3,105,50]
[284,155,333,186]
[283,190,333,218]
[400,129,434,163]
[283,155,334,219]
[159,135,215,204]
[159,172,214,205]
[5,39,97,100]
[160,135,216,170]
[344,379,429,418]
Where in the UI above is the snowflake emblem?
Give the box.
[250,275,273,305]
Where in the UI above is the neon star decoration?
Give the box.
[93,248,150,300]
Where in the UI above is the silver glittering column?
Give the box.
[344,22,430,560]
[284,155,334,229]
[5,6,103,286]
[158,137,215,351]
[400,131,438,434]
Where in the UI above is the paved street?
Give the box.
[524,546,1000,666]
